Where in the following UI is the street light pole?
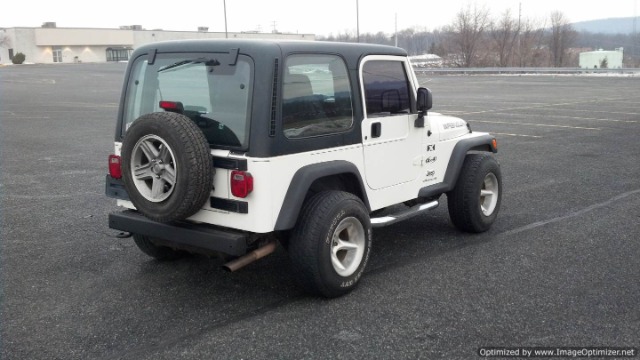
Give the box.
[395,13,398,47]
[518,2,522,67]
[356,0,360,42]
[224,0,228,39]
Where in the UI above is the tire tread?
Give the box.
[447,153,501,233]
[121,112,212,223]
[288,191,370,297]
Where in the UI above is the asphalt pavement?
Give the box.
[1,64,638,359]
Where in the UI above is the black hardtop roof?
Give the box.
[132,39,407,60]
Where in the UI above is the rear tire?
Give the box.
[121,112,213,223]
[133,234,185,261]
[288,191,372,298]
[447,153,502,233]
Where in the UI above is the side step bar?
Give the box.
[370,200,439,228]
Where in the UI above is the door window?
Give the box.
[362,60,412,117]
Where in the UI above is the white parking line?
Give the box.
[493,112,638,124]
[491,132,543,138]
[470,119,601,130]
[536,108,640,117]
[455,95,638,116]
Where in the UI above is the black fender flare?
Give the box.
[419,134,497,199]
[274,161,370,231]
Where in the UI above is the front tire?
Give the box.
[288,191,372,298]
[447,153,502,233]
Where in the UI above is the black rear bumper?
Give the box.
[109,210,249,256]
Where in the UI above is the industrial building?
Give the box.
[0,23,314,64]
[579,48,624,69]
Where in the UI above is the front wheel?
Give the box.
[288,191,372,298]
[447,153,502,233]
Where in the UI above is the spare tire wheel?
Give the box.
[121,112,213,223]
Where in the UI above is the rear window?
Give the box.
[123,53,253,148]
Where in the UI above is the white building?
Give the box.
[0,25,314,64]
[579,48,624,69]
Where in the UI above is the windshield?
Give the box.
[123,53,253,148]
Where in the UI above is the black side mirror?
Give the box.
[415,87,432,128]
[417,87,433,112]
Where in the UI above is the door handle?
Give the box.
[371,122,381,138]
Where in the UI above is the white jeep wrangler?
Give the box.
[107,39,501,297]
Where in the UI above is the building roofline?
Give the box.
[0,26,314,36]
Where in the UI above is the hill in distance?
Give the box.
[572,16,640,34]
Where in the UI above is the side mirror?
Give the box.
[417,87,433,112]
[415,87,432,128]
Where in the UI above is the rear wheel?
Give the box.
[133,234,185,261]
[121,112,213,223]
[288,191,372,298]
[447,153,502,233]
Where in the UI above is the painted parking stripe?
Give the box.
[491,132,543,138]
[470,119,601,130]
[454,96,639,116]
[523,108,640,117]
[491,112,638,124]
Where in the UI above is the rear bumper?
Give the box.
[109,210,250,256]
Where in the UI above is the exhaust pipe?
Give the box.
[223,239,277,272]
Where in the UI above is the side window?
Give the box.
[123,58,148,131]
[362,60,412,117]
[282,54,353,139]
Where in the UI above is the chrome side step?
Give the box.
[370,200,439,228]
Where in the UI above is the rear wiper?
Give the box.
[158,57,220,73]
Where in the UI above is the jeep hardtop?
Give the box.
[107,39,502,297]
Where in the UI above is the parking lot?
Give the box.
[1,63,638,359]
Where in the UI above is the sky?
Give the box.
[1,0,638,36]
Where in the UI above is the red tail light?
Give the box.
[159,101,184,112]
[230,171,253,198]
[109,154,122,179]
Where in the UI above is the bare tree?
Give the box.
[449,4,491,67]
[361,31,391,46]
[518,17,547,67]
[395,28,433,56]
[327,31,358,43]
[549,11,577,67]
[491,10,520,67]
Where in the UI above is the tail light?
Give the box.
[159,100,184,113]
[109,154,122,179]
[230,171,253,198]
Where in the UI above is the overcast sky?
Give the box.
[2,0,638,35]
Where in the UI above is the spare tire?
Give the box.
[121,112,213,223]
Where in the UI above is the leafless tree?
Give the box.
[361,31,392,46]
[450,4,492,67]
[549,11,577,67]
[518,17,547,67]
[491,10,520,67]
[323,31,358,43]
[394,28,434,56]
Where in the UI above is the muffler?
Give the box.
[223,239,277,272]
